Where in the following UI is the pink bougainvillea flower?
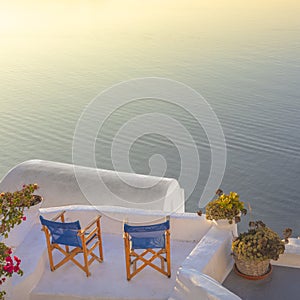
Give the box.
[13,266,20,273]
[5,256,12,263]
[3,264,14,274]
[14,256,21,264]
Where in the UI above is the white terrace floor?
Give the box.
[29,231,197,300]
[10,212,300,300]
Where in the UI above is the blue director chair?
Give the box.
[40,211,103,277]
[123,217,171,280]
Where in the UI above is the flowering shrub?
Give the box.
[0,184,39,299]
[232,221,285,261]
[0,184,39,237]
[205,189,247,224]
[0,243,23,299]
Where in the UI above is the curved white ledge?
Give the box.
[0,160,184,212]
[169,268,241,300]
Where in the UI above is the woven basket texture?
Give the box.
[234,257,270,276]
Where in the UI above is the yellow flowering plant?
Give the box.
[205,189,247,224]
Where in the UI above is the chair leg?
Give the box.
[126,248,171,280]
[166,230,171,277]
[160,256,165,271]
[97,219,104,262]
[48,246,55,271]
[124,234,132,280]
[43,227,55,271]
[81,236,91,277]
[132,256,137,273]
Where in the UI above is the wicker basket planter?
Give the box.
[232,220,285,280]
[234,256,271,277]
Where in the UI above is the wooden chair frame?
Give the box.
[123,218,171,281]
[40,211,104,277]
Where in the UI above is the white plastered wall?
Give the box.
[0,160,185,213]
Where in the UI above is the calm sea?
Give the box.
[1,0,300,233]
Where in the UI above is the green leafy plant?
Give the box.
[232,221,285,261]
[205,190,247,224]
[0,183,39,299]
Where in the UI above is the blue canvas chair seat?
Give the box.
[129,230,166,249]
[123,218,171,280]
[40,211,103,277]
[40,218,82,247]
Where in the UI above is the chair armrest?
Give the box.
[79,215,101,235]
[51,210,66,222]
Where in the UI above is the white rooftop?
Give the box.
[2,160,300,300]
[4,204,239,300]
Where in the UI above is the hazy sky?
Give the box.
[1,0,299,36]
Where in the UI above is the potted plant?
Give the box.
[0,183,39,299]
[232,220,285,279]
[205,189,247,224]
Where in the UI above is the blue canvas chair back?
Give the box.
[124,220,170,250]
[40,215,82,248]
